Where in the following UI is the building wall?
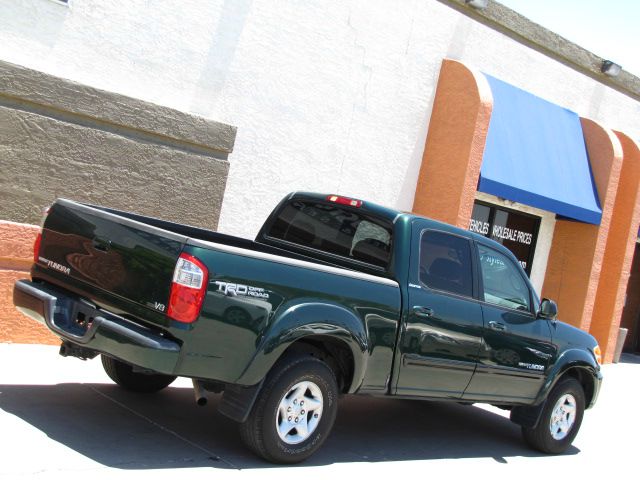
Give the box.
[414,58,640,360]
[1,0,638,240]
[0,60,236,344]
[2,0,640,354]
[0,221,56,344]
[0,61,234,229]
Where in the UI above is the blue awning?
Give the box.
[478,74,602,225]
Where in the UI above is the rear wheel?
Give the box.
[522,377,585,454]
[239,354,338,463]
[101,355,176,393]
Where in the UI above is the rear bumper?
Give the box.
[13,279,180,374]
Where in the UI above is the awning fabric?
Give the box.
[478,74,602,225]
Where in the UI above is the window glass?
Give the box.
[478,244,531,311]
[267,200,392,268]
[468,201,540,275]
[469,203,491,236]
[419,231,473,297]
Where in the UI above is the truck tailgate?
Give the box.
[34,199,186,326]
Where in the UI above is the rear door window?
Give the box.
[419,230,474,297]
[266,200,392,268]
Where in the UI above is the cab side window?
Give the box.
[420,231,473,298]
[478,244,531,312]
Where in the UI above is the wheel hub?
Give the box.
[276,380,323,444]
[549,393,577,440]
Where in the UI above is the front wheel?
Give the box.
[239,354,338,463]
[101,355,176,393]
[522,377,585,454]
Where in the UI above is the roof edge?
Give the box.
[439,0,640,102]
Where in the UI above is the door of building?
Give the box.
[468,201,540,276]
[620,243,640,353]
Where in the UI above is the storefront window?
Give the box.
[468,201,540,276]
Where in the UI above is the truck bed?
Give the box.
[92,202,343,268]
[26,198,401,391]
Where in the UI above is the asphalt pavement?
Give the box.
[1,344,638,479]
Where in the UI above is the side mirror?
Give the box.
[538,298,558,320]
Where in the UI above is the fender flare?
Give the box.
[535,348,599,406]
[511,348,600,428]
[235,301,369,393]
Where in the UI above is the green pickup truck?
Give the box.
[14,192,602,463]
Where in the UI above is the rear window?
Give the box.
[266,200,392,268]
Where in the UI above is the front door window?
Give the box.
[477,244,531,312]
[462,243,552,403]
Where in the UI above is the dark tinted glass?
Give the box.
[468,201,540,275]
[267,200,392,268]
[419,231,473,297]
[490,210,538,273]
[469,203,491,236]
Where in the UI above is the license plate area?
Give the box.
[53,297,97,338]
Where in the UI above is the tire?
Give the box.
[101,355,176,393]
[239,354,339,463]
[522,377,585,454]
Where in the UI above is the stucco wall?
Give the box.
[1,0,637,238]
[0,59,237,344]
[0,221,56,344]
[0,61,235,229]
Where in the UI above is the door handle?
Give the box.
[489,321,506,331]
[412,306,434,318]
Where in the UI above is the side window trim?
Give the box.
[475,242,535,315]
[469,239,482,302]
[418,228,478,300]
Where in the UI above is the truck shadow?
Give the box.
[0,382,577,469]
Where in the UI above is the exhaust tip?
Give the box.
[192,378,209,407]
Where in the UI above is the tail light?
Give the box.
[326,195,363,208]
[167,253,209,323]
[33,233,42,263]
[33,206,51,263]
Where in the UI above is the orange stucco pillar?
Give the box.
[590,132,640,362]
[0,221,57,344]
[412,59,493,228]
[542,119,623,333]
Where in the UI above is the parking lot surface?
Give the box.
[1,344,638,479]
